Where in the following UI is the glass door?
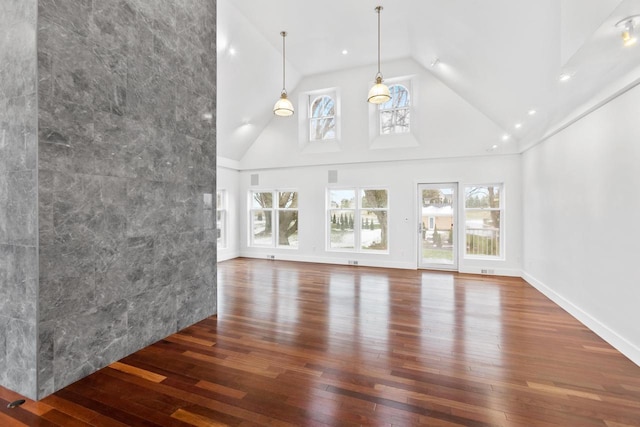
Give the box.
[418,183,458,270]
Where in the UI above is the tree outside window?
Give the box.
[250,191,298,248]
[309,95,336,141]
[380,84,410,135]
[328,188,388,252]
[464,185,503,257]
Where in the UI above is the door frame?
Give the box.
[417,182,459,271]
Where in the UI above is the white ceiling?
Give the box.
[217,0,640,162]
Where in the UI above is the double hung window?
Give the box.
[328,188,388,252]
[250,191,299,248]
[464,185,504,258]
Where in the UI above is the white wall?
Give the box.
[238,155,522,275]
[522,82,640,365]
[240,58,517,170]
[217,161,240,261]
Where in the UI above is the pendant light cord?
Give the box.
[281,31,287,95]
[376,6,382,78]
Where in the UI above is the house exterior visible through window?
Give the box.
[309,94,336,141]
[250,191,299,248]
[464,184,504,258]
[380,83,410,135]
[328,188,388,252]
[216,190,226,249]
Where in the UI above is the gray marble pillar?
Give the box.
[0,0,39,399]
[0,0,217,400]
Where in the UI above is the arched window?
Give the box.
[380,84,410,134]
[309,95,336,141]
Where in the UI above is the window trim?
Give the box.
[463,183,505,260]
[216,190,227,249]
[298,87,341,152]
[308,94,337,141]
[249,190,299,249]
[368,75,419,150]
[326,187,389,254]
[379,82,411,135]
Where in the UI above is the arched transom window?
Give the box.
[309,95,336,141]
[380,84,410,135]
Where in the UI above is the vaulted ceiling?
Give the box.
[217,0,640,162]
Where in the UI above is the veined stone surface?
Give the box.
[0,0,217,400]
[0,0,38,398]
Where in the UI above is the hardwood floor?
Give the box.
[2,258,640,426]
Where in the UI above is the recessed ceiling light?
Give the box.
[528,109,537,116]
[502,134,510,141]
[559,73,571,82]
[492,144,499,150]
[228,47,236,56]
[342,49,348,55]
[515,123,522,129]
[616,15,640,47]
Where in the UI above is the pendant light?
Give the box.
[367,6,391,104]
[273,31,294,116]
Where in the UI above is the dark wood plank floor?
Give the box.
[2,258,640,426]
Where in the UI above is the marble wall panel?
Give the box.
[36,0,217,398]
[0,0,38,399]
[1,319,37,397]
[51,299,128,390]
[0,175,6,243]
[0,1,37,99]
[0,246,37,321]
[0,96,38,174]
[126,285,176,355]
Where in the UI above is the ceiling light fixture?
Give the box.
[528,109,537,116]
[342,49,349,55]
[502,134,510,141]
[273,31,294,117]
[515,123,522,129]
[367,6,391,104]
[559,72,572,82]
[616,15,640,47]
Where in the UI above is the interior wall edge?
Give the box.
[522,271,640,367]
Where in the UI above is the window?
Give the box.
[464,185,503,258]
[216,190,226,248]
[299,88,341,149]
[328,188,388,252]
[379,83,410,135]
[309,94,336,141]
[250,191,298,248]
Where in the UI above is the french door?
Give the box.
[418,183,458,270]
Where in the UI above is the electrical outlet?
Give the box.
[481,269,494,275]
[266,255,275,260]
[348,260,359,266]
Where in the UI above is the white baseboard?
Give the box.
[217,250,240,262]
[238,251,416,270]
[522,272,640,367]
[458,266,522,277]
